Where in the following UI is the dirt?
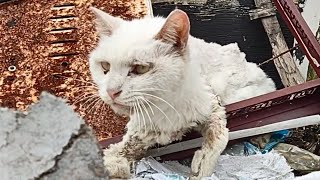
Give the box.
[286,124,320,156]
[0,0,147,141]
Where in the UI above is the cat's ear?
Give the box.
[155,9,190,51]
[89,7,123,36]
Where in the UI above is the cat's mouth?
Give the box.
[109,101,131,116]
[111,102,126,108]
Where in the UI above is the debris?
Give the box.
[132,140,320,180]
[213,152,294,180]
[132,152,295,180]
[0,92,108,180]
[274,143,320,173]
[245,130,290,155]
[132,157,188,180]
[285,124,320,156]
[221,143,245,156]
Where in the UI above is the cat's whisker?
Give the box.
[88,99,103,118]
[138,96,158,141]
[72,91,95,103]
[133,102,142,133]
[72,85,98,90]
[138,98,160,143]
[135,97,147,131]
[73,93,97,106]
[143,98,174,126]
[96,102,107,122]
[137,97,157,133]
[87,98,103,115]
[52,74,97,86]
[139,96,155,115]
[80,95,99,109]
[129,105,132,116]
[84,97,100,113]
[72,93,89,105]
[95,100,105,116]
[137,92,181,121]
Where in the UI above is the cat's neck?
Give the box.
[173,54,213,121]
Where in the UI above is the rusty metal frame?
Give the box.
[272,0,320,76]
[99,0,320,158]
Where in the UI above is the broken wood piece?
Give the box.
[249,7,276,20]
[254,0,305,86]
[272,0,320,77]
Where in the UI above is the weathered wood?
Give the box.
[272,0,320,77]
[254,0,305,87]
[249,7,276,20]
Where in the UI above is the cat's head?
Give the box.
[89,7,190,115]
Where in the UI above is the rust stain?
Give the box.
[0,0,148,140]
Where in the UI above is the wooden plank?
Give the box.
[249,7,276,20]
[272,0,320,76]
[254,0,305,87]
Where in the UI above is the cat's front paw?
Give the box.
[190,149,218,179]
[103,152,131,179]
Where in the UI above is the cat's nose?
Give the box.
[107,89,122,100]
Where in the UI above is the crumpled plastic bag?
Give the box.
[131,152,295,180]
[246,130,290,155]
[131,157,189,180]
[212,151,294,180]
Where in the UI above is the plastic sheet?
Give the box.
[132,152,294,180]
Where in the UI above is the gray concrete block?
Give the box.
[0,92,109,180]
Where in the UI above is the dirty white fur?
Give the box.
[89,7,276,179]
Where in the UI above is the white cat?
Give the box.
[89,7,276,179]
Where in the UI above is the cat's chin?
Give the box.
[110,104,130,116]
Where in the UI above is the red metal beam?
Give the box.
[272,0,320,76]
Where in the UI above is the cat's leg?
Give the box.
[190,104,229,179]
[103,130,158,179]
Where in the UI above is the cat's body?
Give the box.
[89,7,275,179]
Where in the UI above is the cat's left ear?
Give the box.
[89,7,123,36]
[155,9,190,51]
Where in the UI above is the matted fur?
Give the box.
[89,7,276,179]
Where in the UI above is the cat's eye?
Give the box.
[132,65,151,75]
[101,62,110,74]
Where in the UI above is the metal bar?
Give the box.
[147,115,320,158]
[272,0,320,76]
